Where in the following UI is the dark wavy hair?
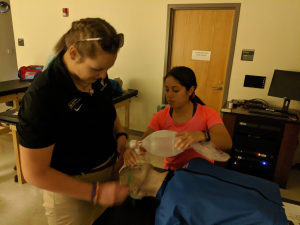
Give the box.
[164,66,205,105]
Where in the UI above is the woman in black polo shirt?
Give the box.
[17,18,129,225]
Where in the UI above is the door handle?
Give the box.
[212,87,223,90]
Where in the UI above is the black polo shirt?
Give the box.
[17,53,117,175]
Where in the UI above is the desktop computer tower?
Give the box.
[227,116,285,181]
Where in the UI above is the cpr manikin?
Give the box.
[120,158,287,225]
[120,163,168,199]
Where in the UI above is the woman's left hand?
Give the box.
[175,131,205,150]
[117,136,127,155]
[113,136,127,172]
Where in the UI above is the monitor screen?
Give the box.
[244,75,266,89]
[268,70,300,101]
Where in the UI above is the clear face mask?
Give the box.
[129,140,150,166]
[136,155,150,166]
[125,142,151,201]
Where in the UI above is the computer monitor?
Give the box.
[268,69,300,113]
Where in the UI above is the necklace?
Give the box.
[74,82,94,94]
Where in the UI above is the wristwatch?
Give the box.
[202,131,211,142]
[116,132,128,140]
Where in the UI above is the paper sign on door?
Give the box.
[192,50,211,61]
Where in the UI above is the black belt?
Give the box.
[81,153,118,175]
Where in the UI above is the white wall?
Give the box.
[228,1,300,109]
[10,0,300,131]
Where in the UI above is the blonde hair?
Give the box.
[54,18,118,58]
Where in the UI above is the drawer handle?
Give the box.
[248,134,260,139]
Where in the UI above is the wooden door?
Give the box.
[170,9,235,113]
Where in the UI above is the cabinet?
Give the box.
[221,106,300,188]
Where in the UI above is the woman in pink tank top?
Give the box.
[124,66,232,170]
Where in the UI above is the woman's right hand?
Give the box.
[97,182,129,207]
[123,147,146,167]
[123,147,138,166]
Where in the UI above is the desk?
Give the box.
[0,79,137,131]
[0,86,138,184]
[221,105,300,188]
[0,79,31,108]
[113,89,138,133]
[0,80,31,184]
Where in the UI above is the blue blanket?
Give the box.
[155,157,287,225]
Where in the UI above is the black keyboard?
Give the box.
[249,108,289,118]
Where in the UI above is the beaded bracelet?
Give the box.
[90,183,97,203]
[93,182,100,206]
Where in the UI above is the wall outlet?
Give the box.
[18,39,24,46]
